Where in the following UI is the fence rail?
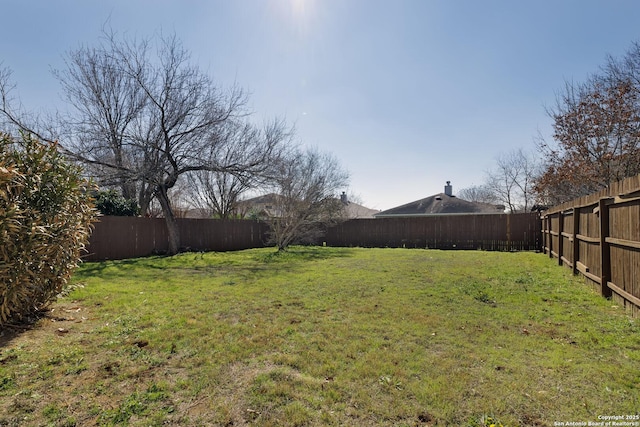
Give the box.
[542,174,640,317]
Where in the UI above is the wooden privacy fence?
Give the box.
[85,216,270,261]
[325,213,541,251]
[542,174,640,317]
[86,213,541,261]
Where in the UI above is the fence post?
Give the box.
[546,214,552,258]
[557,211,564,266]
[598,198,612,298]
[572,207,580,275]
[506,214,511,252]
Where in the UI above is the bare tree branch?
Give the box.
[265,147,349,251]
[485,148,541,213]
[2,32,292,255]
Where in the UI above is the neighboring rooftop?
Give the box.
[375,181,505,217]
[236,193,285,218]
[339,192,381,219]
[238,192,380,219]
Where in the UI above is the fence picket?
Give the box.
[86,213,541,261]
[542,173,640,316]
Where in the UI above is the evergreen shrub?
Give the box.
[0,132,95,324]
[94,189,139,216]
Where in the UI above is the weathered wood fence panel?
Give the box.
[325,213,541,251]
[86,213,541,261]
[86,217,168,261]
[177,218,269,253]
[85,216,270,261]
[542,174,640,317]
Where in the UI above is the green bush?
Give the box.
[94,189,139,216]
[0,132,96,324]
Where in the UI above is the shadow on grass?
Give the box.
[74,256,169,279]
[75,246,357,283]
[0,324,30,348]
[0,311,48,349]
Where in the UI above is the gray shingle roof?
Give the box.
[375,193,503,217]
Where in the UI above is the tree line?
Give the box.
[0,31,349,254]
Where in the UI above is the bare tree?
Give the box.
[184,170,245,218]
[2,50,151,209]
[0,66,60,141]
[456,184,498,204]
[184,119,291,218]
[1,33,288,255]
[53,41,147,204]
[486,148,540,213]
[266,148,349,251]
[0,66,16,131]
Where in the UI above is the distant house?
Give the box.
[237,192,380,219]
[180,208,213,219]
[339,192,381,219]
[236,193,285,219]
[374,181,504,218]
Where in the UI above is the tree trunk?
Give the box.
[138,184,154,217]
[156,186,180,255]
[121,178,137,202]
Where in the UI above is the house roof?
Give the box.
[238,193,380,219]
[375,193,504,217]
[238,193,283,206]
[236,193,284,218]
[344,201,380,219]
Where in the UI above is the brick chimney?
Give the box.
[444,181,453,197]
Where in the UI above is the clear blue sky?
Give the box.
[2,0,640,210]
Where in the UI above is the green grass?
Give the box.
[0,247,638,426]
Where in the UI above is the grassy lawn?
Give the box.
[0,247,638,426]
